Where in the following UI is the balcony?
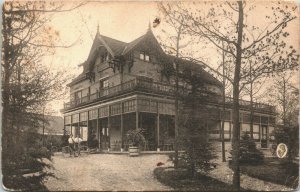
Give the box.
[63,78,176,111]
[224,97,276,114]
[63,77,276,114]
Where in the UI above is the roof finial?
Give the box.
[97,22,100,35]
[148,20,151,31]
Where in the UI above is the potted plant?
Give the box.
[125,128,146,156]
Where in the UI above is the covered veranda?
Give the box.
[63,95,176,152]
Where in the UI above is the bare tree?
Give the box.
[157,1,299,190]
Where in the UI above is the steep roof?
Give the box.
[70,27,221,87]
[168,55,222,87]
[100,35,127,56]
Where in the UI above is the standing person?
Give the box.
[74,136,82,157]
[68,134,75,157]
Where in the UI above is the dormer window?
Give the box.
[145,55,150,61]
[139,52,145,60]
[140,52,150,62]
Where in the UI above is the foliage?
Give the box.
[125,128,147,147]
[158,1,299,189]
[238,133,264,164]
[2,136,53,191]
[267,71,299,126]
[229,158,299,189]
[274,125,299,161]
[154,167,238,191]
[88,134,99,148]
[169,97,217,176]
[1,1,84,190]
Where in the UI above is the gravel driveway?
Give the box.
[44,153,173,191]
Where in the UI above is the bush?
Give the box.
[274,125,299,161]
[239,133,264,164]
[2,145,52,191]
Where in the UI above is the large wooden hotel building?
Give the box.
[62,26,276,152]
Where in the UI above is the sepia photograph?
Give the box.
[1,1,299,191]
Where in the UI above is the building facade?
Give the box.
[62,26,276,151]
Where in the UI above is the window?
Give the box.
[75,91,82,100]
[145,55,150,61]
[139,52,150,62]
[100,79,109,88]
[110,103,122,116]
[89,109,98,120]
[72,114,79,123]
[123,100,136,113]
[139,53,145,60]
[99,106,109,118]
[65,116,71,125]
[80,112,88,122]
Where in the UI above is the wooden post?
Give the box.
[121,104,124,151]
[71,115,73,136]
[108,115,110,149]
[136,99,139,130]
[266,116,269,148]
[87,112,89,146]
[157,113,160,151]
[97,117,100,150]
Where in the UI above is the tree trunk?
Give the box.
[174,24,182,168]
[2,3,12,151]
[232,1,244,190]
[221,43,226,162]
[249,62,254,139]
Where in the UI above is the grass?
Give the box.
[154,167,248,191]
[229,157,299,189]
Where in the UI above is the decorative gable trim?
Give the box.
[97,35,115,57]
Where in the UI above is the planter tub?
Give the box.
[129,146,139,156]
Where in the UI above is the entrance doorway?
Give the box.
[261,125,268,148]
[140,113,156,150]
[99,118,110,150]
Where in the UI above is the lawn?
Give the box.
[229,157,299,189]
[154,167,248,191]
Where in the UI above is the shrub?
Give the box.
[125,128,146,147]
[169,106,217,176]
[239,133,264,164]
[274,125,299,161]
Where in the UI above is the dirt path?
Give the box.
[44,153,173,191]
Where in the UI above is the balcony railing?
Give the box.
[63,77,275,114]
[64,78,176,110]
[224,97,276,113]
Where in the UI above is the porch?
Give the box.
[64,96,176,152]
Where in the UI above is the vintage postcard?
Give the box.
[1,1,299,191]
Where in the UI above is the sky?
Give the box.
[43,1,300,116]
[45,1,160,115]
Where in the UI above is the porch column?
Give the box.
[97,117,100,150]
[108,114,111,150]
[70,115,73,136]
[266,116,269,148]
[157,113,160,151]
[136,99,139,130]
[259,115,262,142]
[121,104,124,151]
[87,112,89,144]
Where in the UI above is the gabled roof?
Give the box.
[100,35,127,56]
[69,27,222,87]
[122,34,145,55]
